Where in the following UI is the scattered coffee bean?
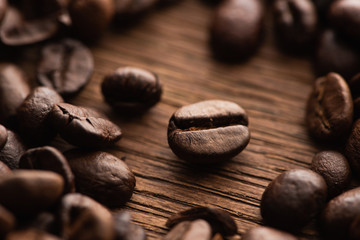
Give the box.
[345,119,360,175]
[164,220,212,240]
[0,124,7,150]
[349,214,360,240]
[19,146,75,193]
[261,169,327,230]
[167,100,250,163]
[49,103,122,147]
[0,161,11,175]
[5,229,61,240]
[210,0,265,61]
[37,38,94,98]
[0,130,27,169]
[0,204,15,238]
[0,0,7,23]
[113,211,147,240]
[101,67,162,113]
[65,150,135,207]
[242,226,298,240]
[17,87,64,146]
[166,207,237,236]
[306,72,353,142]
[60,193,114,240]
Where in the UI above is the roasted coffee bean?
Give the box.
[273,0,317,53]
[349,214,360,240]
[0,170,63,215]
[306,73,353,142]
[166,207,237,236]
[65,150,135,207]
[167,100,250,163]
[210,0,265,61]
[12,0,68,20]
[37,38,94,98]
[113,211,147,240]
[0,161,11,175]
[322,187,360,239]
[345,119,360,175]
[0,0,7,24]
[164,220,212,240]
[49,103,122,147]
[60,193,114,240]
[311,151,351,197]
[68,0,114,40]
[242,226,298,240]
[211,233,223,240]
[102,67,162,113]
[0,124,7,150]
[0,63,30,124]
[0,204,15,238]
[0,130,27,169]
[5,229,61,240]
[19,146,75,193]
[17,87,64,146]
[261,169,327,230]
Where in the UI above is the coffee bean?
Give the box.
[49,103,122,147]
[0,170,64,215]
[273,0,317,53]
[60,193,114,240]
[306,73,353,142]
[37,38,94,98]
[19,146,75,193]
[115,0,158,19]
[101,67,162,113]
[17,87,64,146]
[0,130,27,169]
[349,214,360,240]
[211,233,223,240]
[311,151,351,197]
[113,211,147,240]
[0,161,11,175]
[0,63,30,125]
[167,100,250,164]
[261,169,327,230]
[166,207,237,236]
[65,150,135,207]
[12,0,68,20]
[0,0,7,24]
[0,204,15,238]
[210,0,265,61]
[5,229,61,240]
[0,124,7,150]
[164,220,212,240]
[322,187,360,239]
[345,119,360,175]
[242,226,298,240]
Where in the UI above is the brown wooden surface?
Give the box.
[67,0,322,239]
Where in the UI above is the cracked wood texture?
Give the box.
[65,0,321,239]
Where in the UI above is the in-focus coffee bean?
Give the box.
[113,211,147,240]
[164,220,212,240]
[5,229,61,240]
[0,130,27,169]
[167,100,250,163]
[242,226,298,240]
[0,204,15,238]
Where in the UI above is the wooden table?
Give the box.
[69,0,321,239]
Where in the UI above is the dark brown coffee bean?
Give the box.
[349,214,360,240]
[0,130,27,169]
[210,0,265,61]
[306,73,353,142]
[101,67,162,113]
[68,0,114,40]
[164,220,212,240]
[0,124,7,150]
[65,150,135,207]
[0,63,30,124]
[311,151,351,197]
[0,204,15,238]
[0,0,7,24]
[261,169,327,230]
[242,226,298,240]
[273,0,317,53]
[12,0,68,20]
[17,87,64,146]
[211,233,223,240]
[37,38,94,98]
[19,146,75,193]
[5,229,61,240]
[60,193,114,240]
[167,100,250,164]
[113,211,147,240]
[345,119,360,175]
[0,170,64,215]
[166,207,237,236]
[49,103,122,147]
[322,187,360,239]
[0,161,11,175]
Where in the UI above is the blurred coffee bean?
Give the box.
[11,0,68,20]
[164,220,212,240]
[345,119,360,175]
[349,214,360,240]
[113,211,147,240]
[242,226,298,240]
[102,67,162,113]
[261,169,327,230]
[38,38,93,98]
[210,0,265,61]
[5,229,61,240]
[306,73,353,142]
[60,193,114,240]
[0,130,27,169]
[0,124,7,150]
[0,161,11,175]
[65,150,135,207]
[115,0,158,19]
[17,87,64,146]
[19,146,75,193]
[49,103,122,147]
[0,0,7,23]
[0,204,15,238]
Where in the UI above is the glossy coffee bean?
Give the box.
[113,211,147,240]
[242,226,298,240]
[0,0,7,24]
[167,100,250,163]
[0,161,11,175]
[60,193,114,240]
[65,150,135,207]
[349,214,360,240]
[210,0,265,61]
[0,170,64,215]
[166,207,237,236]
[164,220,212,240]
[0,124,7,150]
[311,151,351,197]
[0,204,15,238]
[102,67,162,113]
[38,38,94,98]
[345,119,360,175]
[322,187,360,239]
[261,169,327,230]
[0,63,30,124]
[306,73,353,142]
[5,229,61,240]
[0,130,27,169]
[19,146,75,193]
[17,87,64,146]
[49,103,122,147]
